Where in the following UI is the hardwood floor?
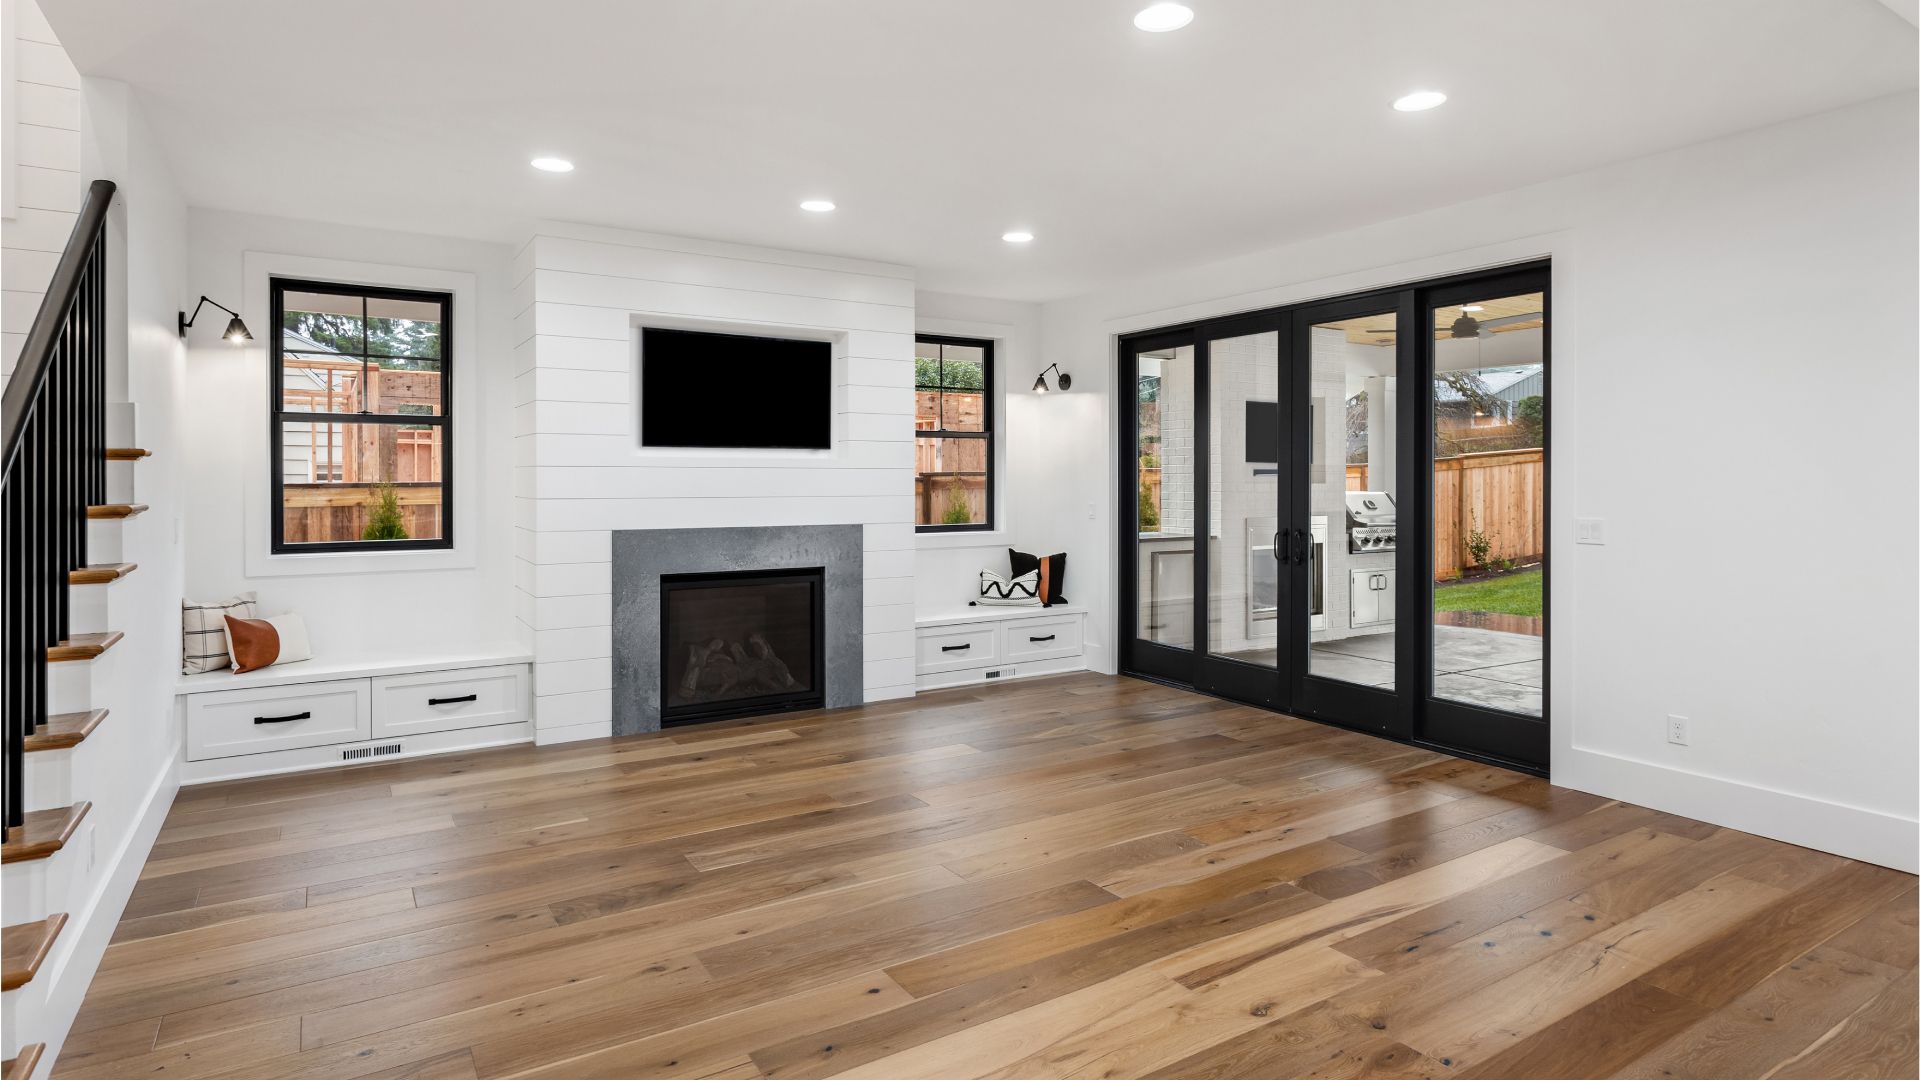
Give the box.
[59,674,1917,1079]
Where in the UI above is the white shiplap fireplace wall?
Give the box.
[511,223,918,743]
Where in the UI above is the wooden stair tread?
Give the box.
[2,1043,46,1080]
[104,447,151,460]
[85,503,147,520]
[1,803,90,864]
[69,562,137,585]
[47,632,122,663]
[1,915,66,991]
[24,709,108,752]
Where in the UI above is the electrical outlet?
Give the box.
[1667,714,1689,746]
[1576,518,1606,545]
[1086,501,1096,521]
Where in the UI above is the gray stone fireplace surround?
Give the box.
[611,525,864,735]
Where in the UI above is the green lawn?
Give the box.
[1433,568,1543,617]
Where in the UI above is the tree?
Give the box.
[1514,394,1544,441]
[283,308,441,371]
[914,355,984,390]
[361,483,409,541]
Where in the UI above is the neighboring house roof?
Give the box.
[1435,365,1544,408]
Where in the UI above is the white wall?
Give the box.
[0,0,81,373]
[910,290,1056,616]
[181,209,518,654]
[513,223,919,743]
[1039,92,1919,870]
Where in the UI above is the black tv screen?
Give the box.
[641,327,831,449]
[1245,400,1279,463]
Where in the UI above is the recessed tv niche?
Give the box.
[640,327,832,450]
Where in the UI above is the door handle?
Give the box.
[428,694,478,706]
[1293,528,1309,566]
[1273,531,1283,561]
[254,711,310,725]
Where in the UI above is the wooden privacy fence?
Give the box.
[914,472,987,526]
[282,482,443,544]
[1282,452,1543,578]
[1432,448,1543,579]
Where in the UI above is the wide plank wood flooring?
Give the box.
[60,674,1918,1079]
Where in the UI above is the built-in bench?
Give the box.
[913,604,1087,691]
[175,647,532,783]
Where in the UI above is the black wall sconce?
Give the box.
[1032,363,1071,393]
[179,295,253,342]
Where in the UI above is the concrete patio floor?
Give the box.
[1307,624,1543,716]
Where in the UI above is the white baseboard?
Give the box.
[181,722,534,784]
[26,736,179,1079]
[1558,744,1918,873]
[534,719,613,746]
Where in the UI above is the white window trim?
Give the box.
[241,251,479,577]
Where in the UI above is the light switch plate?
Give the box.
[1575,517,1606,545]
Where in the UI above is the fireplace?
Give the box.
[659,567,826,726]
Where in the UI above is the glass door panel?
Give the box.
[1429,290,1546,718]
[1305,311,1400,690]
[1205,330,1282,671]
[1135,344,1196,651]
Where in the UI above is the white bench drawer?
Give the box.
[372,665,525,738]
[916,624,1000,675]
[186,681,370,761]
[1003,614,1083,662]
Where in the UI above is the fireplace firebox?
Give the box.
[659,567,826,726]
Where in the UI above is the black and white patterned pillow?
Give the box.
[975,569,1042,606]
[182,592,258,674]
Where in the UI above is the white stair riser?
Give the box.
[0,852,68,926]
[68,579,135,637]
[23,749,76,812]
[48,650,116,716]
[106,458,136,504]
[86,518,125,563]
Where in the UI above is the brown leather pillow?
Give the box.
[223,614,282,673]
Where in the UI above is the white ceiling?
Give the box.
[40,0,1917,300]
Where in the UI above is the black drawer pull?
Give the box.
[254,711,310,725]
[1029,634,1056,642]
[940,643,971,652]
[428,694,478,706]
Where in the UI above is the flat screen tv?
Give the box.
[640,327,831,450]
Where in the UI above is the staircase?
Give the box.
[2,179,137,1079]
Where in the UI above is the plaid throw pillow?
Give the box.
[182,592,257,673]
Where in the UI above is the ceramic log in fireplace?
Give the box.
[659,567,826,726]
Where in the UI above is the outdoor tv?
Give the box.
[640,327,832,450]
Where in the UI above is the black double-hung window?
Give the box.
[270,279,452,553]
[914,335,993,531]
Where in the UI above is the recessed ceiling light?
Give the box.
[1134,2,1194,31]
[530,157,574,173]
[1002,231,1034,244]
[1392,90,1447,112]
[800,199,836,213]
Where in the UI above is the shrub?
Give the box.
[1464,510,1492,570]
[1138,488,1160,531]
[940,479,973,525]
[361,483,409,541]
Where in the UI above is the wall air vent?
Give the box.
[985,668,1010,679]
[342,742,404,761]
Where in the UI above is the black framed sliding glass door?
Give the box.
[1414,266,1550,767]
[1120,331,1199,685]
[1118,260,1550,773]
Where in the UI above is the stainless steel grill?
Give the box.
[1345,491,1397,554]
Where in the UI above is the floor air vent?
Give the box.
[342,742,404,762]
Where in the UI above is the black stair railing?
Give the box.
[1,178,116,832]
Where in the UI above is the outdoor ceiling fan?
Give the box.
[1449,310,1543,338]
